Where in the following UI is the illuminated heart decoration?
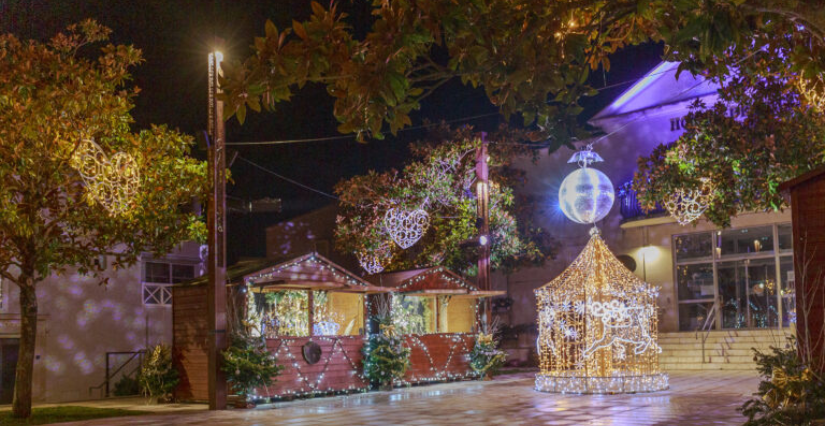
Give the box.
[384,208,430,249]
[71,139,140,216]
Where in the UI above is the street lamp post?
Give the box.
[207,45,228,410]
[475,133,492,330]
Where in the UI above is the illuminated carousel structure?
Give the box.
[535,230,668,394]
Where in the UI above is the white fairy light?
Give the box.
[535,232,668,395]
[356,243,393,275]
[384,207,430,249]
[70,138,140,216]
[664,178,714,225]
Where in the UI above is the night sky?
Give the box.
[1,1,664,263]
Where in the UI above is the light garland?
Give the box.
[796,75,825,112]
[356,243,393,275]
[384,207,430,249]
[664,178,714,226]
[535,230,668,395]
[70,138,140,216]
[394,333,479,385]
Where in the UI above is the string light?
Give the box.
[356,243,393,275]
[535,230,668,394]
[664,178,714,225]
[384,207,430,249]
[70,138,140,215]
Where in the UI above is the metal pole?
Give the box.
[475,133,491,330]
[207,43,228,410]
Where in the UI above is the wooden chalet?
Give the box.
[172,253,391,401]
[372,266,504,384]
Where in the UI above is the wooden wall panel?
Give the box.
[400,333,477,384]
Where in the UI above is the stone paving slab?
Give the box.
[53,370,760,426]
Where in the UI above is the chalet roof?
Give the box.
[590,62,719,123]
[244,252,390,293]
[778,165,825,192]
[370,266,503,298]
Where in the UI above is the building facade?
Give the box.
[502,62,794,336]
[0,241,203,403]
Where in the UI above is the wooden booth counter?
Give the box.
[372,267,504,385]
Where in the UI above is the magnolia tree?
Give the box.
[633,11,825,227]
[0,21,207,417]
[334,125,555,275]
[221,1,823,151]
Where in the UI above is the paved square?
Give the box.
[60,371,760,426]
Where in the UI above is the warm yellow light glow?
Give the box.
[535,231,668,394]
[638,245,661,263]
[70,139,140,216]
[214,51,224,63]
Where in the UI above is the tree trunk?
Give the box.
[12,279,37,418]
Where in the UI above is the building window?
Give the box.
[673,223,793,331]
[142,261,199,306]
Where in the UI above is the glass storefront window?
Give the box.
[676,263,715,301]
[674,233,712,262]
[778,224,793,253]
[717,226,774,258]
[675,223,792,331]
[779,256,796,327]
[678,302,715,332]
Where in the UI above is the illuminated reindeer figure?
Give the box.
[583,299,661,359]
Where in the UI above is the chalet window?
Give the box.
[392,295,476,335]
[253,290,365,337]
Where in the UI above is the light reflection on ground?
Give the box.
[58,370,759,426]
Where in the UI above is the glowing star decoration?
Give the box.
[70,139,140,216]
[384,208,430,249]
[664,178,714,225]
[356,244,393,275]
[558,149,615,225]
[535,230,668,394]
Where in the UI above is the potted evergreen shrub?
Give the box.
[137,344,179,403]
[363,298,410,391]
[222,332,283,408]
[470,319,507,380]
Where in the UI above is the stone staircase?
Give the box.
[659,329,794,371]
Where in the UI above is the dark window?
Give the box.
[144,262,170,283]
[171,264,195,283]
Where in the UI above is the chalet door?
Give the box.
[0,338,19,404]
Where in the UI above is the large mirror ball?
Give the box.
[558,167,615,224]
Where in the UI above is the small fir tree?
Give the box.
[221,332,283,402]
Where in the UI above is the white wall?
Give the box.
[0,241,202,402]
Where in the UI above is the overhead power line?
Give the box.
[236,155,340,200]
[224,67,680,148]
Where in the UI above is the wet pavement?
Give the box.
[56,370,760,425]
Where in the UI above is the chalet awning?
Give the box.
[400,289,505,298]
[245,253,394,294]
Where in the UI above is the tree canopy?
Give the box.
[220,1,824,153]
[0,20,207,417]
[334,124,555,275]
[633,3,825,227]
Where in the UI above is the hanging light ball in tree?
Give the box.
[558,149,615,224]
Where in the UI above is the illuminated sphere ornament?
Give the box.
[558,167,615,224]
[535,230,668,394]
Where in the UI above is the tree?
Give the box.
[219,1,824,153]
[334,124,555,275]
[0,21,207,417]
[632,7,825,227]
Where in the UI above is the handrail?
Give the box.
[88,350,145,398]
[694,302,718,363]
